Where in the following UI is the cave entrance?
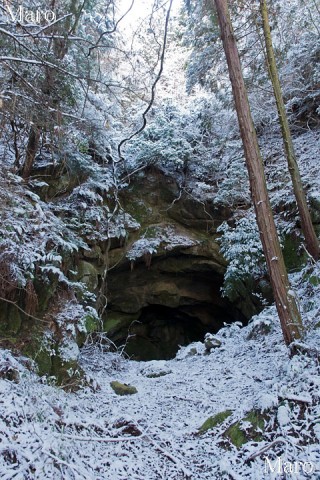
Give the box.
[123,303,244,361]
[106,253,252,361]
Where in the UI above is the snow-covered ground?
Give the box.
[1,303,319,479]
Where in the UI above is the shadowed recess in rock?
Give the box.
[104,257,247,360]
[123,304,239,361]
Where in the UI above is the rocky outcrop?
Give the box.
[0,164,263,377]
[101,167,254,360]
[104,245,246,359]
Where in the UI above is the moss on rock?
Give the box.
[145,371,170,378]
[74,260,99,291]
[84,312,100,334]
[224,422,247,448]
[0,303,22,335]
[223,409,266,449]
[309,275,320,287]
[51,354,82,390]
[110,381,137,396]
[282,234,307,272]
[103,312,139,335]
[23,333,53,377]
[198,410,233,435]
[34,278,58,313]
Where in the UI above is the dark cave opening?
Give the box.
[105,253,254,361]
[123,303,245,361]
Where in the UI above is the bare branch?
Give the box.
[0,296,50,324]
[60,433,145,442]
[88,0,135,56]
[42,450,84,477]
[245,438,286,463]
[117,0,174,162]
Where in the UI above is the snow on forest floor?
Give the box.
[0,306,320,480]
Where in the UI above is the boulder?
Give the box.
[204,333,222,352]
[141,360,172,378]
[110,381,137,396]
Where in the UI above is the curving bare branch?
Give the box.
[87,0,135,56]
[117,0,174,163]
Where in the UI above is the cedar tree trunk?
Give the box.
[260,0,319,260]
[213,0,303,346]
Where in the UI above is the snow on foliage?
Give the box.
[0,288,319,479]
[0,171,84,289]
[217,212,266,300]
[127,225,198,262]
[0,0,320,476]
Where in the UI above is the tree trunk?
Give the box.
[260,0,319,260]
[22,125,40,180]
[213,0,303,346]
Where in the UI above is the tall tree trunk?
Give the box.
[260,0,319,260]
[22,125,40,180]
[213,0,303,346]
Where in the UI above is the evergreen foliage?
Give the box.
[218,213,266,301]
[0,0,319,379]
